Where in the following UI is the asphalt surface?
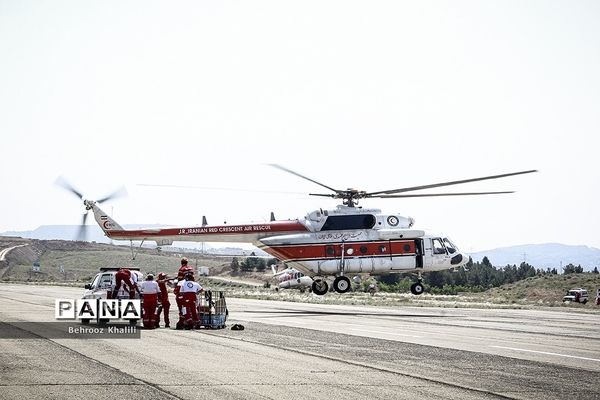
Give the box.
[0,283,599,400]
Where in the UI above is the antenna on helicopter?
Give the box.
[269,164,538,207]
[55,176,127,241]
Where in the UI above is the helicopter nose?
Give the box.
[450,253,467,266]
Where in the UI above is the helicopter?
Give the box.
[271,265,314,292]
[57,165,537,296]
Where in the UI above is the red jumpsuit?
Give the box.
[156,277,171,328]
[175,265,194,320]
[139,280,160,329]
[113,269,138,299]
[177,265,194,280]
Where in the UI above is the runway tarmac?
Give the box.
[0,283,599,400]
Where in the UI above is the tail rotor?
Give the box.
[55,176,127,242]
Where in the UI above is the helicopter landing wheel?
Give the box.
[312,280,328,296]
[410,282,424,295]
[333,276,351,293]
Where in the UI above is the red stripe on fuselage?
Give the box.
[106,220,308,239]
[263,239,416,262]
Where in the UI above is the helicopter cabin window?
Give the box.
[443,238,457,254]
[432,238,446,255]
[321,215,376,231]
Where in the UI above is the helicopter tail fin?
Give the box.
[88,201,125,233]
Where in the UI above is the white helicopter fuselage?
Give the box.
[91,202,467,279]
[257,206,466,277]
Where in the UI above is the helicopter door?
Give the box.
[415,239,423,269]
[430,237,448,268]
[423,238,446,268]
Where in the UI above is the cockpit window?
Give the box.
[321,215,376,231]
[432,238,446,255]
[443,238,457,254]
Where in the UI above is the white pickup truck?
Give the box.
[562,288,589,304]
[82,267,144,325]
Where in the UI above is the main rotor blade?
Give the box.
[137,183,305,195]
[374,191,515,198]
[55,176,84,199]
[97,186,128,203]
[269,164,339,194]
[368,170,538,196]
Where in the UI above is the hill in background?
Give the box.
[485,273,600,306]
[0,236,236,283]
[469,243,600,272]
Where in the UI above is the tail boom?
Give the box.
[101,219,308,246]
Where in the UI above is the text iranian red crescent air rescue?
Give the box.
[177,225,272,235]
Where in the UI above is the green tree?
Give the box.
[241,257,255,273]
[563,263,583,274]
[230,257,240,275]
[255,258,267,272]
[517,262,536,280]
[427,271,446,288]
[241,256,266,273]
[377,274,401,285]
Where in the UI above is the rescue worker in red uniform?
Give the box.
[155,272,171,328]
[175,258,194,324]
[139,274,161,329]
[112,268,139,299]
[177,257,194,280]
[176,273,203,329]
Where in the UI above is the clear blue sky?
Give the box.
[1,1,599,252]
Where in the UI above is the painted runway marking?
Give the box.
[491,345,600,362]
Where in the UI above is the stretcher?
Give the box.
[196,290,228,329]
